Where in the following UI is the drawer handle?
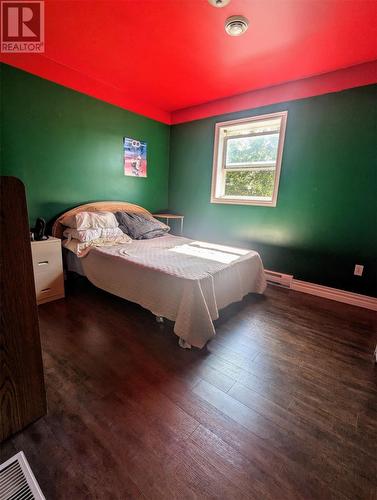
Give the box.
[41,288,51,293]
[38,261,49,266]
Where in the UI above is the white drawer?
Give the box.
[33,258,63,278]
[31,241,62,272]
[35,272,64,301]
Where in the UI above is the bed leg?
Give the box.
[155,316,164,323]
[178,338,192,349]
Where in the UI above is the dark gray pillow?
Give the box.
[114,212,170,239]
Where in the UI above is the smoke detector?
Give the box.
[225,15,249,36]
[208,0,231,7]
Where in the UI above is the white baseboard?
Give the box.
[290,279,377,311]
[265,269,377,311]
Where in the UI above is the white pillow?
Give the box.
[63,227,124,242]
[61,211,118,230]
[62,234,132,257]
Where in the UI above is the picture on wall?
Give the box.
[123,137,147,177]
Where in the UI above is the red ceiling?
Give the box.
[2,0,377,123]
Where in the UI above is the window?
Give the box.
[210,111,287,206]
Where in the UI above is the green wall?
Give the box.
[169,85,377,296]
[0,63,170,224]
[1,64,376,296]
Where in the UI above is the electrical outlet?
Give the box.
[354,264,364,276]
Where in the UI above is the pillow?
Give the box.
[115,211,170,239]
[60,211,118,230]
[63,227,124,242]
[62,233,132,257]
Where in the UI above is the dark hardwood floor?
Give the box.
[1,279,376,499]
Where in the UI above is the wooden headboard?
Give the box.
[52,201,151,239]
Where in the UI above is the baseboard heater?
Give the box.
[265,269,293,288]
[0,452,45,500]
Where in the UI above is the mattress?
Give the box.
[70,235,266,348]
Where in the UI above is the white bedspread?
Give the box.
[79,235,266,348]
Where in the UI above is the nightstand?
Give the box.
[153,213,184,235]
[31,236,65,305]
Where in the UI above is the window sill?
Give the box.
[210,196,277,207]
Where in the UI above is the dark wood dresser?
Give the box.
[1,176,47,442]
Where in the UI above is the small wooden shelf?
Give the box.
[153,213,184,235]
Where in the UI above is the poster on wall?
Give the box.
[123,137,147,177]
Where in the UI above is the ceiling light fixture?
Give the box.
[208,0,231,7]
[225,15,249,36]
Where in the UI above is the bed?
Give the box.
[52,201,266,349]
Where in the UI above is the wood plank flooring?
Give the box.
[1,279,376,499]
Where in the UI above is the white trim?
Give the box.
[265,269,293,287]
[213,111,286,129]
[290,279,377,311]
[265,269,377,311]
[225,168,276,173]
[210,111,288,207]
[210,196,278,206]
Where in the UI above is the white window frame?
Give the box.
[210,111,288,207]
